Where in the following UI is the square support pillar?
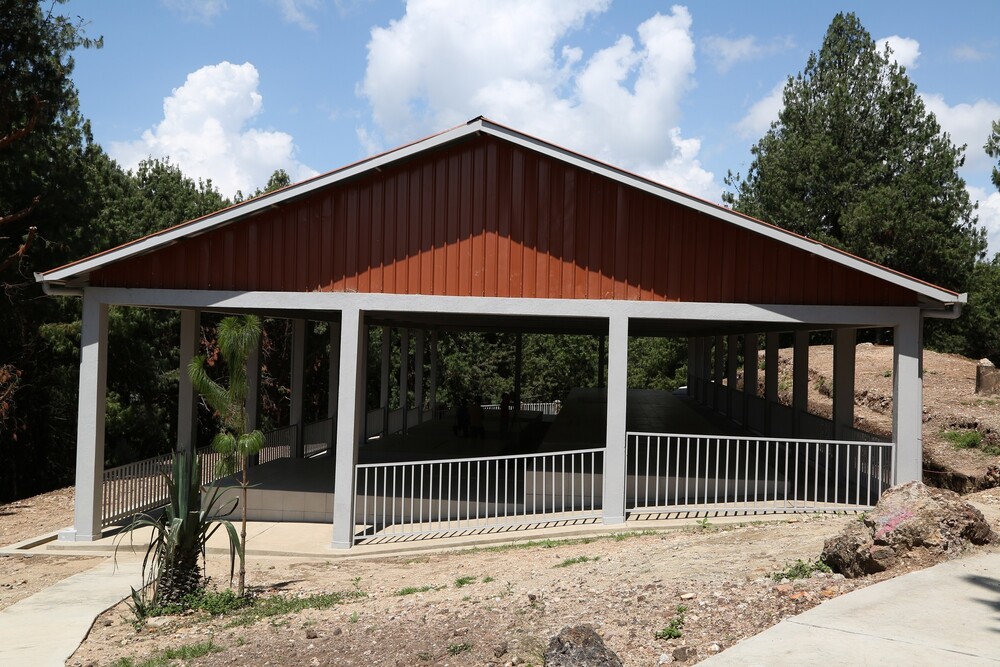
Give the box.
[727,334,739,419]
[415,329,425,422]
[379,326,391,436]
[245,329,260,432]
[686,338,697,398]
[743,333,759,427]
[177,309,200,456]
[893,312,923,484]
[399,327,409,414]
[602,312,629,525]
[793,331,809,431]
[331,307,366,549]
[290,318,307,458]
[764,332,779,435]
[60,292,109,542]
[327,324,341,420]
[713,335,725,411]
[429,330,439,415]
[833,328,857,439]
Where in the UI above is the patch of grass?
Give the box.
[454,576,477,588]
[225,590,365,627]
[110,640,222,667]
[655,605,687,640]
[482,575,495,583]
[554,555,599,568]
[448,642,472,655]
[151,588,251,617]
[944,429,983,449]
[771,558,831,581]
[395,584,438,596]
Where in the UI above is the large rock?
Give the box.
[545,625,623,667]
[822,481,995,578]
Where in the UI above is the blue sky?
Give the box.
[65,0,1000,254]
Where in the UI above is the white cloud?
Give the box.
[921,93,1000,173]
[969,186,1000,257]
[359,0,719,201]
[876,35,921,70]
[951,44,992,62]
[161,0,227,23]
[736,81,784,139]
[271,0,320,30]
[701,34,795,74]
[112,62,317,198]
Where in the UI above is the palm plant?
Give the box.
[187,314,263,597]
[124,451,241,610]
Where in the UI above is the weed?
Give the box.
[882,369,892,377]
[462,594,471,602]
[770,558,831,581]
[655,605,687,640]
[448,642,472,655]
[554,555,598,568]
[696,517,712,530]
[224,590,364,627]
[454,576,477,588]
[482,575,495,583]
[395,585,438,596]
[110,640,222,667]
[349,610,360,623]
[501,581,515,598]
[417,651,433,661]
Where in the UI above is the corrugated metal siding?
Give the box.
[90,135,918,306]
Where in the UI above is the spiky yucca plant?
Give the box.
[124,451,241,609]
[188,314,263,597]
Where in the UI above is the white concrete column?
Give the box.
[743,333,759,427]
[765,332,779,434]
[893,312,923,484]
[514,333,523,408]
[379,326,390,435]
[687,338,698,398]
[793,331,809,422]
[602,312,629,525]
[429,330,439,415]
[727,334,739,419]
[331,307,366,549]
[597,335,606,388]
[245,328,260,432]
[833,328,857,439]
[61,291,109,542]
[713,335,725,411]
[327,324,341,420]
[290,318,306,457]
[177,309,200,456]
[415,329,425,422]
[700,337,712,405]
[398,327,409,412]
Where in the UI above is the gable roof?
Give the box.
[37,116,964,308]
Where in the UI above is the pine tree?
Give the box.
[724,12,985,294]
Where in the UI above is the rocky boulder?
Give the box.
[822,481,995,578]
[545,625,623,667]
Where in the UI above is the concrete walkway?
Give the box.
[701,551,1000,665]
[0,559,143,667]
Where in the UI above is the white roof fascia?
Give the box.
[478,121,963,306]
[39,121,486,284]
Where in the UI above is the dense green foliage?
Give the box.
[987,119,1000,192]
[723,12,985,295]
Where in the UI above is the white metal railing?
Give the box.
[481,401,562,415]
[101,424,299,526]
[303,418,334,457]
[625,432,894,515]
[353,447,603,541]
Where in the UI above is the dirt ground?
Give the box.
[2,346,999,665]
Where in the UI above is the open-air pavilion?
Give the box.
[37,117,964,549]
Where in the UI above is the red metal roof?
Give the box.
[40,117,961,308]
